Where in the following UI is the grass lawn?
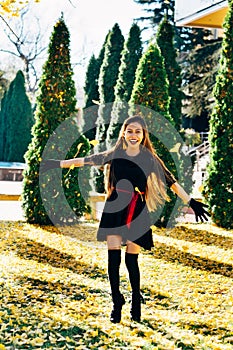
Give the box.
[0,221,232,349]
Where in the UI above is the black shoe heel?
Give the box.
[130,293,141,322]
[110,294,125,323]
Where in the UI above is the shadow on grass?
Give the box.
[16,276,109,305]
[0,276,129,349]
[142,315,232,349]
[141,286,175,309]
[10,235,108,280]
[156,225,233,250]
[149,241,233,278]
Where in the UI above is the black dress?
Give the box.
[84,148,176,251]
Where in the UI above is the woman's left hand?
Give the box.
[189,198,210,222]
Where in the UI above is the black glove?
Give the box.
[189,198,210,223]
[40,159,61,173]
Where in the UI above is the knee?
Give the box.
[126,241,140,254]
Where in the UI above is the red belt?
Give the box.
[116,187,144,228]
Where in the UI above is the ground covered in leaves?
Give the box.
[0,220,232,349]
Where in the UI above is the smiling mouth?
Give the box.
[129,139,138,144]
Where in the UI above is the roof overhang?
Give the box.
[175,0,228,28]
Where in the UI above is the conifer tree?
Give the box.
[157,18,182,131]
[82,34,108,141]
[96,23,124,145]
[133,0,211,52]
[181,40,222,131]
[129,42,186,227]
[3,71,33,162]
[22,16,90,225]
[0,91,8,161]
[203,1,233,229]
[93,23,124,192]
[0,70,8,101]
[82,54,100,141]
[106,23,143,147]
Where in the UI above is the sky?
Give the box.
[32,0,146,53]
[0,0,151,99]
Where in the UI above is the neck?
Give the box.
[126,148,140,157]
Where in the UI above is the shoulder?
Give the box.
[84,149,115,165]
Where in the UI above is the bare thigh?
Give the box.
[107,235,122,250]
[107,236,141,253]
[126,240,140,254]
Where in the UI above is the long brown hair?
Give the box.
[105,115,170,211]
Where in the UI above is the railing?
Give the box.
[199,132,209,142]
[184,132,210,172]
[185,140,210,158]
[195,141,210,171]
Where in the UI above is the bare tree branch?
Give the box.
[67,0,77,8]
[0,7,46,93]
[0,14,23,43]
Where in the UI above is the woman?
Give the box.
[42,115,209,323]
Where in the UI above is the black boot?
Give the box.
[108,250,125,323]
[110,293,125,323]
[125,252,141,322]
[131,292,141,322]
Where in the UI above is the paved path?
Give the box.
[0,181,197,223]
[0,181,25,221]
[0,201,25,221]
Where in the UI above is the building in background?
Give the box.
[175,1,229,197]
[175,0,228,29]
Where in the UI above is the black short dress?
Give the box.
[84,148,176,251]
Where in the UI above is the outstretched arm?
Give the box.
[170,182,210,223]
[40,157,85,172]
[41,150,113,172]
[60,158,85,168]
[170,182,190,204]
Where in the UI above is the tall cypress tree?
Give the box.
[157,18,182,131]
[84,54,100,108]
[0,91,8,161]
[106,22,143,147]
[82,54,100,141]
[96,23,124,145]
[22,16,90,225]
[203,1,233,229]
[82,34,108,141]
[129,42,186,227]
[93,23,124,192]
[3,71,33,162]
[133,0,212,52]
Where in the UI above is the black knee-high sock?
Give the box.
[108,250,121,304]
[125,252,140,295]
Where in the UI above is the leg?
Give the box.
[107,235,125,323]
[125,241,141,322]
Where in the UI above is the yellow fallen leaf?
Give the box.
[75,143,84,156]
[30,337,45,346]
[89,139,99,147]
[170,142,181,153]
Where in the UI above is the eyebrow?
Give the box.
[126,127,143,131]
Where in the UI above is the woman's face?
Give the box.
[124,122,144,149]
